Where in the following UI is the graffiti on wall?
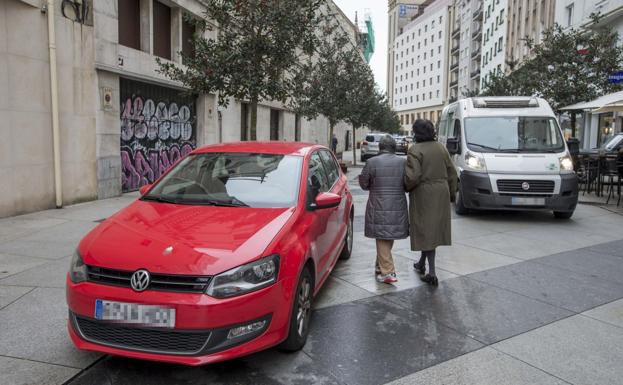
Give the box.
[120,80,196,192]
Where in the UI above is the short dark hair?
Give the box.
[412,119,436,142]
[379,135,397,153]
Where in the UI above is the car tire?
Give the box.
[553,211,574,219]
[279,266,313,352]
[455,185,469,215]
[339,212,353,260]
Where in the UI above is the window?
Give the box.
[181,15,196,62]
[118,0,141,50]
[432,20,435,28]
[436,90,440,97]
[424,52,427,59]
[566,4,574,27]
[418,28,421,36]
[153,0,172,59]
[438,46,441,53]
[431,49,434,57]
[425,25,428,32]
[500,9,504,23]
[498,37,503,52]
[437,75,440,83]
[437,60,441,68]
[418,42,421,49]
[432,34,435,43]
[410,96,413,103]
[425,38,427,46]
[439,31,442,38]
[430,63,433,70]
[411,83,414,90]
[309,153,330,196]
[429,91,432,99]
[318,151,339,187]
[423,93,426,101]
[416,95,419,102]
[439,16,442,23]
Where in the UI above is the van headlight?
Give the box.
[559,155,574,174]
[69,250,87,283]
[465,151,487,172]
[206,254,280,298]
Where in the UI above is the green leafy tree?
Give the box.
[481,14,623,113]
[343,60,377,165]
[368,93,400,134]
[158,0,323,134]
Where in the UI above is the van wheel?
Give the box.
[554,211,574,219]
[279,267,313,352]
[455,187,469,215]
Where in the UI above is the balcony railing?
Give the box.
[473,8,483,20]
[450,79,458,87]
[471,25,482,39]
[470,68,481,79]
[450,60,459,70]
[471,46,481,58]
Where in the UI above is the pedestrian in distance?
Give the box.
[405,119,458,286]
[358,135,409,284]
[331,133,338,154]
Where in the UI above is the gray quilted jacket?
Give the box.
[358,152,409,240]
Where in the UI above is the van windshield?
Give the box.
[464,117,565,153]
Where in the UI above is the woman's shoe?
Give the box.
[420,274,438,286]
[413,262,426,275]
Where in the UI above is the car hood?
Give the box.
[79,200,295,276]
[482,153,564,174]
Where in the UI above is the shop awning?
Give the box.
[593,100,623,113]
[560,90,623,111]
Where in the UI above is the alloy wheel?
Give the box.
[296,277,312,337]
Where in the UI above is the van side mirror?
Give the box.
[446,137,460,155]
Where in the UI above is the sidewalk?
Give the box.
[1,177,623,385]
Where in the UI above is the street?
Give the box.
[1,164,623,385]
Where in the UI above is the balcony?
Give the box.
[471,25,482,39]
[471,46,481,58]
[452,22,460,37]
[473,8,483,20]
[451,39,460,53]
[450,60,459,70]
[470,68,481,79]
[450,78,458,87]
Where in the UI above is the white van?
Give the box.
[439,97,579,219]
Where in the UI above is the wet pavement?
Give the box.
[1,165,623,385]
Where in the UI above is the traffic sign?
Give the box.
[608,71,623,84]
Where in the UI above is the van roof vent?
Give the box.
[472,98,539,108]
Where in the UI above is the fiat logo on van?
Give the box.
[521,182,530,191]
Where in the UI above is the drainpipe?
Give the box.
[46,0,63,208]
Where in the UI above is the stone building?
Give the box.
[0,0,364,218]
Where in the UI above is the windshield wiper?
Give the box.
[192,197,250,207]
[467,142,518,152]
[140,195,181,204]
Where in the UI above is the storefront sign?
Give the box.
[608,71,623,84]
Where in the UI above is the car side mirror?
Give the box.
[446,137,460,155]
[312,192,341,210]
[139,184,153,196]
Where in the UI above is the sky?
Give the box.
[333,0,388,93]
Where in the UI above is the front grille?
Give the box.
[87,266,211,293]
[74,315,210,355]
[497,180,555,194]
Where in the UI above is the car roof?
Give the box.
[192,141,321,156]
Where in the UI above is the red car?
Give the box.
[66,142,354,365]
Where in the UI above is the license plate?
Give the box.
[95,299,175,328]
[511,197,545,206]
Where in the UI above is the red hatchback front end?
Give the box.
[66,142,353,365]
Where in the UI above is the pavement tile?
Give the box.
[385,276,573,345]
[535,248,623,285]
[384,347,567,385]
[584,239,623,258]
[0,356,79,385]
[303,296,483,385]
[313,276,375,309]
[18,221,98,245]
[67,350,342,385]
[0,239,76,260]
[509,226,616,250]
[0,253,49,279]
[0,287,100,368]
[0,256,71,288]
[493,315,623,385]
[467,260,623,313]
[456,233,580,260]
[0,285,33,309]
[582,299,623,329]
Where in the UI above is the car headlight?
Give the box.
[465,151,487,172]
[206,254,280,298]
[69,250,87,283]
[559,155,574,173]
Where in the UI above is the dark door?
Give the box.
[270,109,280,140]
[120,78,197,192]
[241,103,249,141]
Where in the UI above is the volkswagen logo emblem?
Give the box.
[521,182,531,191]
[130,269,150,292]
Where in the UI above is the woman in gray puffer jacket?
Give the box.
[358,135,409,284]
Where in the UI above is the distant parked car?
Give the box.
[580,132,623,156]
[66,142,354,365]
[361,133,389,161]
[393,136,408,154]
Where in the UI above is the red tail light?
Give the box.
[362,141,368,145]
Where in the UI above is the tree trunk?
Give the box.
[250,96,258,140]
[352,126,357,166]
[570,112,577,138]
[328,122,334,148]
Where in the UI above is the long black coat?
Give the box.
[358,152,409,240]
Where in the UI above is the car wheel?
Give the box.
[455,185,469,215]
[339,212,353,260]
[553,211,574,219]
[279,267,313,352]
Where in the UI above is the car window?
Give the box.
[308,152,330,197]
[365,135,376,142]
[319,150,340,187]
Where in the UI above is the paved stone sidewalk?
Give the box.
[1,168,623,385]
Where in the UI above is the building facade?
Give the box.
[0,0,365,218]
[480,0,508,87]
[391,0,452,133]
[505,0,555,70]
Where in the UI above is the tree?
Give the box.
[480,14,623,113]
[368,93,400,134]
[158,0,323,134]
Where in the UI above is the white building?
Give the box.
[555,0,623,37]
[480,0,508,88]
[454,0,483,97]
[392,0,453,132]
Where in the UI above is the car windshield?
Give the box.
[143,153,302,208]
[465,117,565,153]
[603,134,623,151]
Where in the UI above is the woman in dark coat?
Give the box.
[359,135,409,284]
[405,120,458,286]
